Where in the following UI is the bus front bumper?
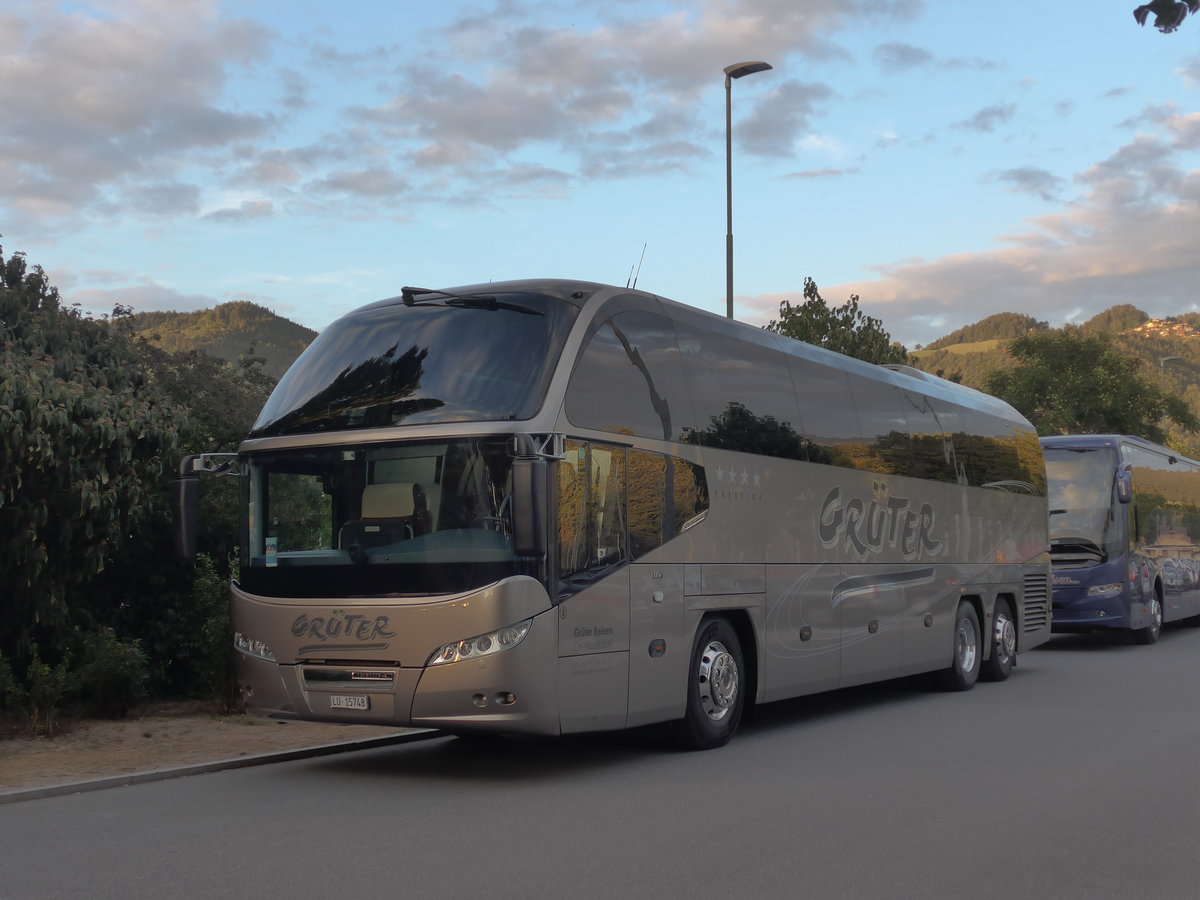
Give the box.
[235,608,562,736]
[1050,587,1133,632]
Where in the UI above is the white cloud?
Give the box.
[1,0,273,226]
[748,132,1200,346]
[1,0,922,232]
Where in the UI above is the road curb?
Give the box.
[0,728,444,805]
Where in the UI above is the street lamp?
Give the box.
[1160,355,1183,385]
[725,60,772,319]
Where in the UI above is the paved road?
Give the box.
[3,626,1198,899]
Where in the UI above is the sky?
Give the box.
[2,0,1198,348]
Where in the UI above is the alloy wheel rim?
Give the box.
[957,617,978,673]
[994,611,1016,663]
[698,640,739,721]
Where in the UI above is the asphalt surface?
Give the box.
[2,628,1197,899]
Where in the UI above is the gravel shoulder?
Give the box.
[0,702,413,793]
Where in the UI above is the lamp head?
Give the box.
[724,61,773,80]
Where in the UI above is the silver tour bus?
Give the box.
[175,280,1052,749]
[1041,434,1200,643]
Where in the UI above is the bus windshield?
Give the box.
[250,291,579,438]
[1043,446,1121,557]
[238,437,529,598]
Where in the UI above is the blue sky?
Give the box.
[2,0,1198,348]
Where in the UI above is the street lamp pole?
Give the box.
[1160,355,1183,385]
[724,60,772,319]
[1159,356,1184,431]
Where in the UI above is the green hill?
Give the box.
[1079,303,1148,335]
[909,305,1200,454]
[131,301,316,380]
[921,312,1048,351]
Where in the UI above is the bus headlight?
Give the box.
[1086,583,1123,597]
[428,619,532,666]
[234,631,277,662]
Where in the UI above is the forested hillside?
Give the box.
[920,312,1048,351]
[910,305,1200,455]
[131,302,316,380]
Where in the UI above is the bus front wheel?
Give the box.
[935,602,981,691]
[674,618,745,751]
[1132,595,1162,645]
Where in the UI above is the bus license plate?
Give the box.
[329,695,370,711]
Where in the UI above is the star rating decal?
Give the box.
[711,463,764,500]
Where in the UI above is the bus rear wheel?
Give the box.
[981,599,1016,682]
[935,602,981,691]
[673,618,744,751]
[1131,595,1162,645]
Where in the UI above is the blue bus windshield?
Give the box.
[1043,446,1121,556]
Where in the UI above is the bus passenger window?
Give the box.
[672,458,708,534]
[628,450,666,557]
[558,441,628,590]
[589,446,626,566]
[558,442,588,576]
[628,451,708,559]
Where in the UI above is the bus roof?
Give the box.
[1039,434,1200,466]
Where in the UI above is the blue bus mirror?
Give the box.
[1115,467,1132,504]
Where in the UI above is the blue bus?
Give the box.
[1041,434,1200,643]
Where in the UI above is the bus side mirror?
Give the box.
[512,457,547,558]
[1115,467,1132,505]
[172,456,201,560]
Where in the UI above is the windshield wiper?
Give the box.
[400,286,544,316]
[1050,537,1107,561]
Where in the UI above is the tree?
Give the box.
[0,244,277,721]
[86,337,276,706]
[766,277,909,365]
[0,245,188,666]
[983,329,1198,443]
[1134,1,1198,32]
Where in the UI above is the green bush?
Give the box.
[193,553,238,713]
[71,628,149,719]
[0,652,28,729]
[25,644,71,736]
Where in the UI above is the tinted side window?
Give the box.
[628,450,710,558]
[1124,445,1200,548]
[847,380,912,476]
[566,310,693,440]
[675,321,803,458]
[963,410,1045,493]
[788,354,858,467]
[902,391,963,484]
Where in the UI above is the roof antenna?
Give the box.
[631,243,647,290]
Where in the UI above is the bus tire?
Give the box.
[1131,595,1162,645]
[980,598,1016,683]
[935,602,981,691]
[673,618,744,751]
